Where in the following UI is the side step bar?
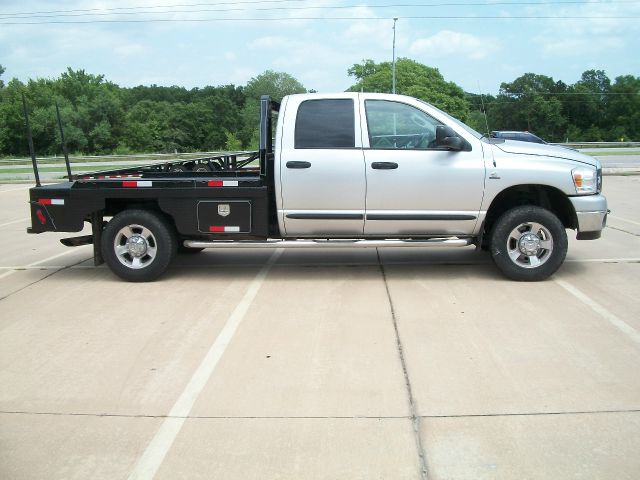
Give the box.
[184,238,473,250]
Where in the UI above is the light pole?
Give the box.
[392,17,398,94]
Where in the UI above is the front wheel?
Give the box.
[490,206,567,281]
[102,209,177,282]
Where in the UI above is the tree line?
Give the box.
[0,60,638,157]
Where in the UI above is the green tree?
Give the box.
[607,75,640,140]
[347,58,470,120]
[490,73,566,141]
[240,70,306,148]
[51,68,124,153]
[562,70,611,135]
[0,64,5,89]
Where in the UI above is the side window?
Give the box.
[365,100,441,149]
[295,99,355,149]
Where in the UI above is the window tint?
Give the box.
[295,99,355,149]
[365,100,441,149]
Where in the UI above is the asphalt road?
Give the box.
[0,177,639,479]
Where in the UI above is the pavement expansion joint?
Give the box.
[419,408,640,419]
[3,409,640,420]
[376,248,430,480]
[0,411,414,420]
[0,256,92,302]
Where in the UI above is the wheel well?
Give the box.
[103,199,179,236]
[483,185,576,239]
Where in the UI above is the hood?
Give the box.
[493,140,599,168]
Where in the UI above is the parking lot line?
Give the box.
[0,246,90,281]
[0,218,28,228]
[564,258,640,263]
[555,279,640,346]
[0,186,30,194]
[609,215,640,227]
[127,249,282,480]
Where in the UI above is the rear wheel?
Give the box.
[490,206,567,281]
[102,209,177,282]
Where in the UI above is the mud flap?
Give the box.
[92,211,104,266]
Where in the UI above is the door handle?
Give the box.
[286,161,311,169]
[371,162,398,170]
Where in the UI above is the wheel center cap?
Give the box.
[127,235,148,257]
[519,233,540,255]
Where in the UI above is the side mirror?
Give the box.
[435,125,464,151]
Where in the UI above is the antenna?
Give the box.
[55,102,73,180]
[21,93,41,187]
[392,18,398,94]
[477,82,496,167]
[477,81,490,137]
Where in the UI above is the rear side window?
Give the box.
[295,99,355,149]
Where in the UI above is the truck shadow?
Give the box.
[166,247,508,282]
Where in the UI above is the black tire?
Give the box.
[490,205,567,281]
[192,164,211,173]
[102,209,177,282]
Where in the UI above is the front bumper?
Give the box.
[569,194,608,240]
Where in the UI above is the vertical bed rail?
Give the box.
[21,93,41,187]
[55,102,73,180]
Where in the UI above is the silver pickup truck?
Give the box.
[27,92,608,282]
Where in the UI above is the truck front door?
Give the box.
[361,98,486,236]
[278,95,366,237]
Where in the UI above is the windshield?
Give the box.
[417,100,483,139]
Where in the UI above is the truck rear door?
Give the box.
[277,94,366,237]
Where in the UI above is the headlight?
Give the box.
[572,167,597,194]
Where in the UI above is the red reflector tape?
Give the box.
[36,209,47,225]
[123,181,152,188]
[209,226,241,233]
[37,199,64,205]
[207,180,239,187]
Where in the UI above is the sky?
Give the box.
[0,0,639,95]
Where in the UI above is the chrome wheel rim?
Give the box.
[114,224,157,269]
[506,222,553,269]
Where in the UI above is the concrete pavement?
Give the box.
[0,179,639,479]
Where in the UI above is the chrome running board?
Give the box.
[183,237,473,249]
